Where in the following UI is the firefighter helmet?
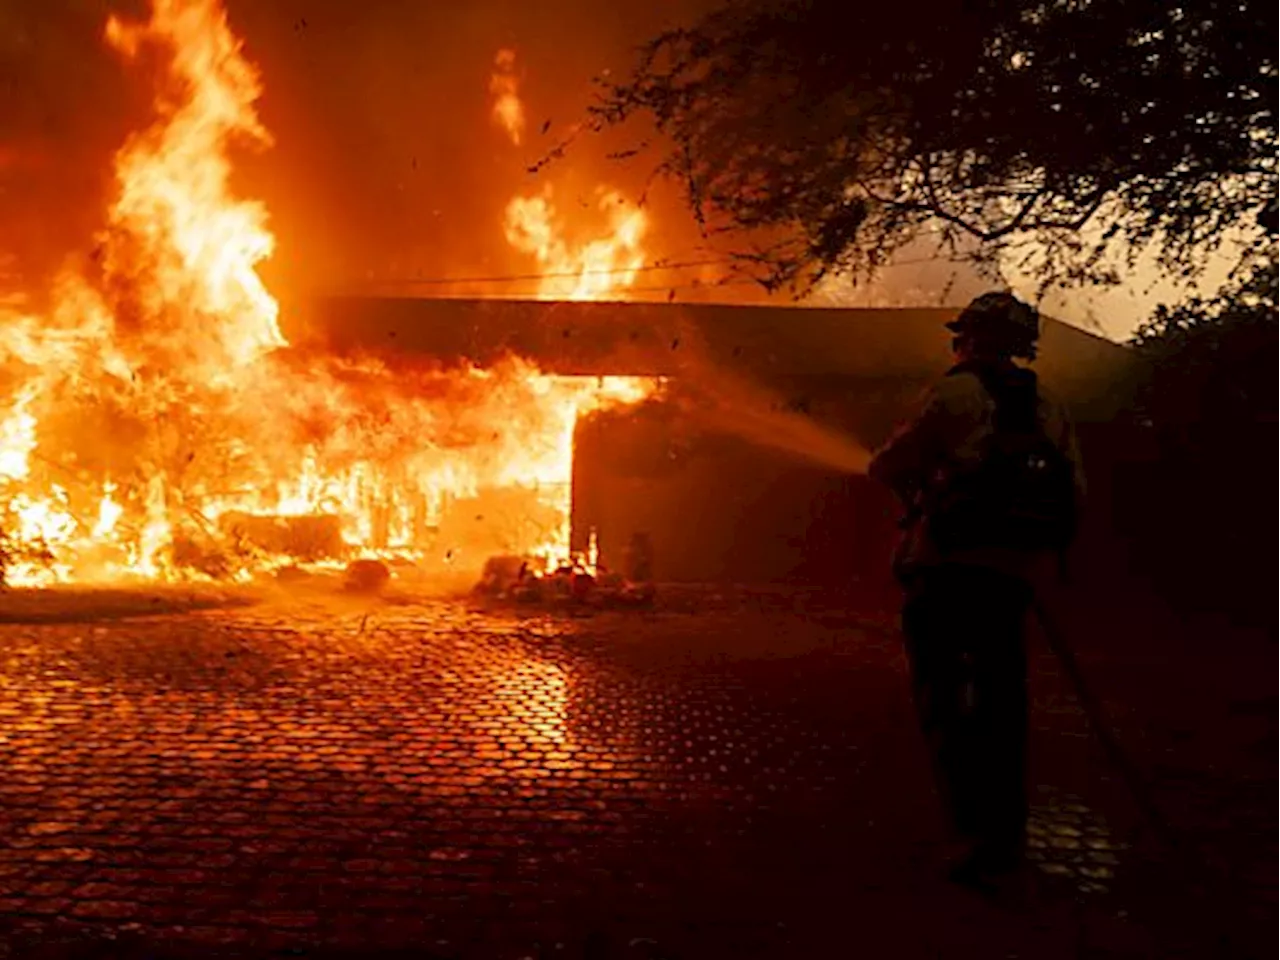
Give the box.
[952,293,1039,345]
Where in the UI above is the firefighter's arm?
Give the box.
[868,389,950,502]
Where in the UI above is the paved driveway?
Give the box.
[0,587,1251,958]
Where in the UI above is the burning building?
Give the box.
[0,1,654,589]
[0,0,1133,594]
[304,296,1134,591]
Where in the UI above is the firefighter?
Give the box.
[869,292,1083,890]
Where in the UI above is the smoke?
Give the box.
[220,0,722,300]
[1000,222,1254,341]
[663,320,872,475]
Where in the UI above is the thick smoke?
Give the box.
[210,0,727,302]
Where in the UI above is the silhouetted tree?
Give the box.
[1132,252,1277,439]
[1125,252,1277,621]
[592,0,1277,298]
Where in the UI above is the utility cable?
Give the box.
[348,258,732,288]
[341,254,966,291]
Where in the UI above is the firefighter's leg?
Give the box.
[969,570,1032,857]
[902,570,983,838]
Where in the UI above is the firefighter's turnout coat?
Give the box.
[869,364,1083,584]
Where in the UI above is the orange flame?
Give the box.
[503,188,648,300]
[106,0,284,375]
[0,2,656,588]
[492,48,650,300]
[489,49,525,147]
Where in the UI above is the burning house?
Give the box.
[303,296,1134,592]
[0,1,656,590]
[0,0,1134,595]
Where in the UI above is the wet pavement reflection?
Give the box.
[1026,790,1125,895]
[0,593,1170,957]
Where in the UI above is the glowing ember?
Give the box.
[0,1,656,588]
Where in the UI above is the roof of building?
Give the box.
[296,297,1137,421]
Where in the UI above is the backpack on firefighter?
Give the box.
[924,361,1078,555]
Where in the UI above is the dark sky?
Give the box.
[1,0,721,302]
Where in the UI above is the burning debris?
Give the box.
[473,550,655,610]
[343,558,393,594]
[472,530,658,610]
[0,0,659,589]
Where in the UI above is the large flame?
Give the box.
[504,188,648,300]
[106,0,284,375]
[0,1,655,588]
[493,49,650,300]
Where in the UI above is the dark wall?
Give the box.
[571,396,901,591]
[572,395,1132,598]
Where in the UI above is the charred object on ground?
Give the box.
[473,554,655,609]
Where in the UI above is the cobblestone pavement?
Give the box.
[0,587,1266,958]
[1039,585,1277,959]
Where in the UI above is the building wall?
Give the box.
[572,389,1128,592]
[571,390,902,590]
[300,297,1138,590]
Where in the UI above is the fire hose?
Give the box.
[1029,595,1236,957]
[890,493,1235,949]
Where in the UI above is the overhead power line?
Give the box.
[348,254,966,291]
[353,258,731,288]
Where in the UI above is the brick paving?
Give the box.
[0,586,1269,958]
[1038,583,1278,959]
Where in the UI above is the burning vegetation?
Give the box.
[0,0,657,588]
